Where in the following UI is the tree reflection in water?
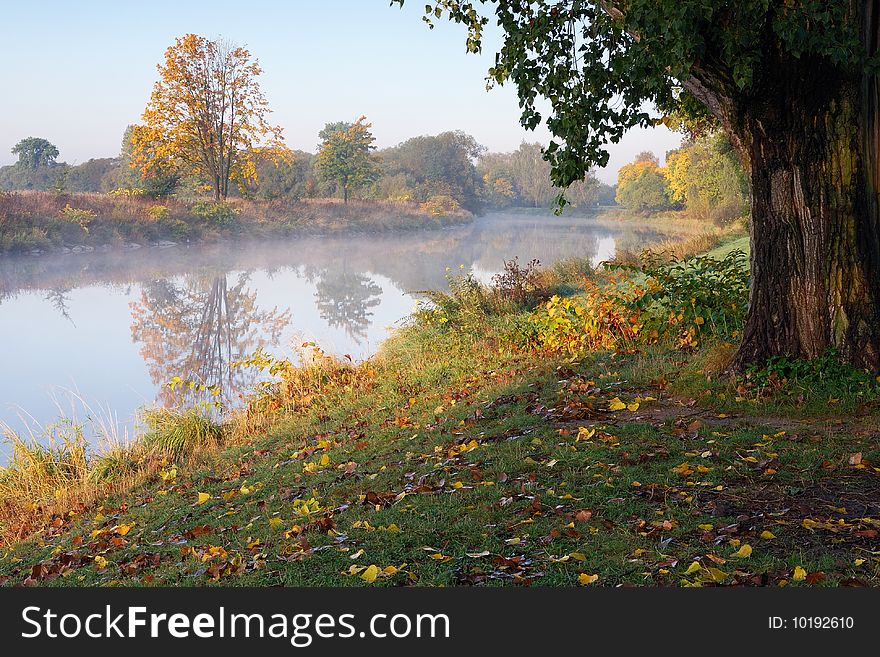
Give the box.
[313,269,382,344]
[129,273,291,408]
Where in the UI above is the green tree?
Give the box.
[11,137,59,169]
[509,142,554,207]
[246,146,315,200]
[401,1,880,372]
[65,158,120,193]
[379,130,484,208]
[315,117,381,203]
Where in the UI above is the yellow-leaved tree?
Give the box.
[131,34,283,200]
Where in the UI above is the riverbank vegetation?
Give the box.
[0,191,471,254]
[4,225,879,587]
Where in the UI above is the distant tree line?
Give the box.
[1,128,614,214]
[614,134,748,223]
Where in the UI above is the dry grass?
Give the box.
[0,395,226,546]
[0,190,472,253]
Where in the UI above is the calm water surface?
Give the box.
[0,212,681,450]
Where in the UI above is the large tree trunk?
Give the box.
[730,46,880,372]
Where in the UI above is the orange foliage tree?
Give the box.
[131,34,283,201]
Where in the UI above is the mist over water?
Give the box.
[0,212,681,450]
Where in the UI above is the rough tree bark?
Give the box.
[687,4,880,372]
[731,52,880,372]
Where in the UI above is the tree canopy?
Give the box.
[378,130,483,209]
[314,117,381,203]
[615,155,671,213]
[131,34,282,201]
[11,137,59,169]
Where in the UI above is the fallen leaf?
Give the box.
[361,564,380,583]
[732,544,752,558]
[608,398,627,412]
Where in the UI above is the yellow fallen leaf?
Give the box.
[732,544,752,558]
[576,427,595,441]
[626,402,640,412]
[578,573,599,585]
[760,530,776,540]
[115,523,133,536]
[349,549,364,560]
[320,453,330,467]
[94,555,108,569]
[793,566,806,581]
[361,564,380,583]
[854,558,866,566]
[698,524,714,531]
[197,492,210,505]
[382,565,398,575]
[685,561,702,574]
[569,552,587,562]
[268,517,283,528]
[608,398,627,412]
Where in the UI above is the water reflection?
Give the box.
[0,212,690,442]
[310,268,383,344]
[129,274,291,407]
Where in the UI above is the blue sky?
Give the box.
[0,0,681,183]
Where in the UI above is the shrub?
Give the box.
[147,204,170,221]
[530,282,640,356]
[414,267,491,330]
[108,187,148,197]
[59,204,96,229]
[191,200,239,227]
[158,216,190,241]
[612,249,748,348]
[491,257,544,307]
[420,194,461,216]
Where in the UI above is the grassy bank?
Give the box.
[2,226,879,588]
[0,191,472,254]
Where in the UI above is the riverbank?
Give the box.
[3,227,879,588]
[0,191,472,255]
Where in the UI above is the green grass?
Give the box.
[2,313,878,588]
[707,235,750,259]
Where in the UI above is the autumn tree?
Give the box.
[401,1,880,372]
[315,117,381,203]
[665,134,748,223]
[131,34,282,201]
[615,154,672,212]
